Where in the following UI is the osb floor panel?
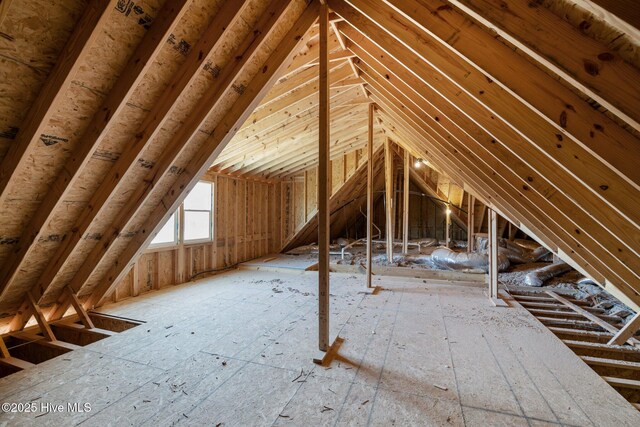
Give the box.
[240,254,319,270]
[0,270,639,426]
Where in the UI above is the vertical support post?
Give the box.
[488,208,498,299]
[467,193,475,252]
[366,103,374,288]
[318,1,330,352]
[402,150,409,254]
[445,205,451,248]
[384,138,394,262]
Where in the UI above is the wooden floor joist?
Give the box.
[512,291,640,408]
[546,291,640,347]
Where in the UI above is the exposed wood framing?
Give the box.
[26,292,55,342]
[318,0,330,352]
[609,312,640,346]
[546,290,640,348]
[0,336,9,358]
[1,0,194,325]
[0,0,114,207]
[467,194,475,252]
[402,149,409,253]
[488,209,498,300]
[64,286,94,329]
[384,138,394,262]
[366,102,374,288]
[83,1,320,311]
[0,0,638,335]
[330,2,640,307]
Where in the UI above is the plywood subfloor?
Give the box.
[0,270,638,426]
[240,254,319,270]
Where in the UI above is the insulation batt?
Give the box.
[523,262,572,287]
[430,247,510,273]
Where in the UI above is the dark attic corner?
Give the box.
[0,0,639,425]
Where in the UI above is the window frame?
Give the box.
[182,180,214,245]
[148,210,179,250]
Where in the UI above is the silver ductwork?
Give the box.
[523,262,572,287]
[430,247,510,273]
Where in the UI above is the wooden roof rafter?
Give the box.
[327,0,640,307]
[7,0,258,330]
[0,0,196,322]
[79,1,320,311]
[0,0,114,209]
[352,42,640,292]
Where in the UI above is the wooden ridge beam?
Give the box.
[449,0,640,130]
[0,0,113,207]
[81,1,319,310]
[333,1,640,263]
[340,20,640,297]
[0,0,193,306]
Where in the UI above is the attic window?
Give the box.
[183,181,213,242]
[150,212,178,246]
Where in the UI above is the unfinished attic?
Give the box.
[1,0,640,424]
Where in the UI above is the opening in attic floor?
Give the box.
[1,0,639,425]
